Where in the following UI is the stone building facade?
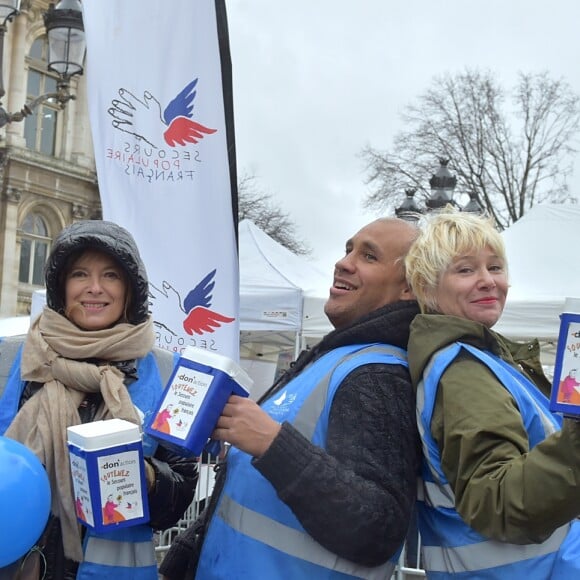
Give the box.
[0,0,99,317]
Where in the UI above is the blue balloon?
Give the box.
[0,436,51,567]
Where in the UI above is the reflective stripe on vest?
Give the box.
[218,494,393,580]
[83,533,157,567]
[293,343,408,440]
[199,343,407,579]
[417,479,454,509]
[422,524,569,575]
[416,342,572,578]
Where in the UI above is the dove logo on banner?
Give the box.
[151,269,236,352]
[106,78,218,183]
[110,78,216,148]
[83,0,240,360]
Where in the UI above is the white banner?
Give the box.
[82,0,239,360]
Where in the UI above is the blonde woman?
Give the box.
[405,210,580,579]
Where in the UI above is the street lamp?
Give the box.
[0,0,85,128]
[394,188,424,222]
[0,1,22,104]
[426,158,458,211]
[395,158,484,221]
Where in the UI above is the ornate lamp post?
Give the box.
[462,191,485,214]
[394,188,423,222]
[426,158,458,211]
[395,158,484,220]
[0,0,85,128]
[0,1,22,102]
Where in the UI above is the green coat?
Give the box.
[408,313,580,544]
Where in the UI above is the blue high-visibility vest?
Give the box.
[0,341,177,580]
[197,343,408,580]
[417,342,580,579]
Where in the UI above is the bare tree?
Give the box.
[362,70,580,229]
[238,173,311,255]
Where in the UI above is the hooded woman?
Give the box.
[0,220,198,579]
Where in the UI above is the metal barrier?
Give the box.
[155,456,427,579]
[393,535,426,579]
[155,457,217,557]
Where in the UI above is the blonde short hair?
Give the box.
[405,209,507,312]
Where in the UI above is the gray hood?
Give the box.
[44,220,149,325]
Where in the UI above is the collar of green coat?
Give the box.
[408,314,549,393]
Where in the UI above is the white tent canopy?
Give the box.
[239,219,332,357]
[494,203,580,360]
[0,316,30,337]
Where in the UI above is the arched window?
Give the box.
[18,213,50,286]
[24,37,59,155]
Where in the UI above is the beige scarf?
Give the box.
[5,308,155,562]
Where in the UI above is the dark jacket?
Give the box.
[159,300,421,579]
[408,313,580,545]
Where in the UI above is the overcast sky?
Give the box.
[225,0,580,279]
